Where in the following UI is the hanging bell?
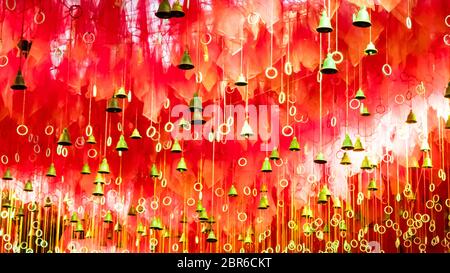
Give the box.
[444,82,450,98]
[303,224,313,235]
[421,152,433,169]
[228,184,238,197]
[420,140,430,152]
[163,229,170,238]
[130,128,142,139]
[237,233,244,241]
[189,92,203,112]
[171,139,182,153]
[260,184,268,193]
[75,220,84,233]
[289,136,300,151]
[360,104,370,116]
[176,157,188,172]
[150,163,160,178]
[406,109,417,124]
[114,87,127,99]
[355,88,366,100]
[261,157,272,172]
[114,222,122,232]
[340,152,352,165]
[155,0,172,19]
[360,155,372,170]
[316,10,333,33]
[179,117,190,129]
[136,222,145,234]
[352,6,371,27]
[104,211,113,223]
[333,197,342,209]
[301,206,313,218]
[320,53,338,74]
[207,216,216,224]
[170,0,185,18]
[150,217,160,230]
[87,134,97,144]
[45,163,56,177]
[98,158,110,174]
[16,206,24,217]
[128,205,137,216]
[341,134,354,150]
[409,156,420,169]
[1,198,11,208]
[258,195,269,209]
[2,168,13,180]
[353,136,364,151]
[57,128,72,146]
[364,41,378,55]
[24,180,33,192]
[95,172,105,184]
[244,233,253,244]
[317,190,328,204]
[191,110,206,125]
[269,147,280,160]
[314,152,327,164]
[323,224,330,233]
[106,96,122,113]
[206,229,217,243]
[445,115,450,129]
[177,50,194,70]
[10,70,27,90]
[81,163,91,175]
[235,73,248,86]
[115,135,128,151]
[92,182,104,196]
[339,221,347,231]
[199,208,209,221]
[196,200,204,213]
[240,119,254,138]
[70,212,78,223]
[368,179,378,191]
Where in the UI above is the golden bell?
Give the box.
[98,157,110,174]
[420,140,430,152]
[244,233,253,244]
[258,195,269,209]
[196,200,204,213]
[316,10,333,33]
[318,190,328,204]
[261,157,272,172]
[114,87,127,99]
[207,215,216,224]
[237,233,244,241]
[191,110,206,125]
[57,128,72,146]
[75,220,84,233]
[150,163,160,178]
[179,117,190,129]
[353,136,364,151]
[445,82,450,98]
[206,229,217,243]
[314,152,327,164]
[163,229,170,238]
[136,222,145,234]
[360,155,372,170]
[106,96,122,113]
[115,135,128,151]
[92,182,104,196]
[368,179,378,191]
[269,147,280,160]
[180,214,188,223]
[421,152,432,168]
[189,92,203,112]
[289,136,300,151]
[320,53,338,74]
[114,222,122,232]
[341,134,354,150]
[128,205,137,216]
[95,172,105,184]
[178,49,194,70]
[170,0,185,18]
[364,42,378,55]
[150,217,159,230]
[104,210,113,223]
[16,206,24,217]
[339,221,347,231]
[360,105,370,116]
[70,212,78,223]
[87,134,97,144]
[81,163,91,175]
[2,167,13,180]
[409,156,420,169]
[340,152,352,165]
[1,198,11,208]
[235,73,248,86]
[355,88,366,100]
[130,128,142,139]
[352,6,371,27]
[333,197,342,209]
[199,208,209,221]
[303,224,313,235]
[46,162,57,177]
[240,119,254,138]
[176,157,188,172]
[171,138,182,153]
[260,184,268,193]
[155,0,171,19]
[406,109,417,124]
[323,224,330,233]
[228,184,238,197]
[24,180,33,192]
[301,206,313,218]
[10,70,27,90]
